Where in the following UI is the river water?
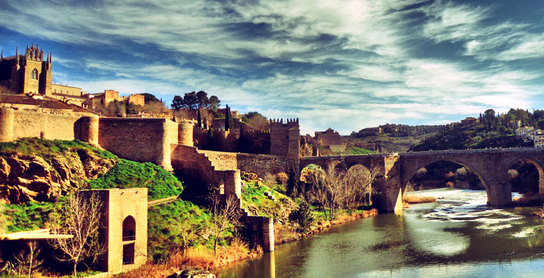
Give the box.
[220,189,544,278]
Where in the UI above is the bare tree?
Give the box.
[342,165,377,213]
[208,194,240,254]
[50,192,104,277]
[14,241,43,278]
[306,166,345,220]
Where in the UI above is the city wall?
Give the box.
[0,107,89,142]
[98,118,178,170]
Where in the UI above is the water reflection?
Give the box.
[220,189,544,278]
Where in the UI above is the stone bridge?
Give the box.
[300,148,544,212]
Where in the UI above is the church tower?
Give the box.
[0,45,53,95]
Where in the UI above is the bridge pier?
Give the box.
[486,181,512,207]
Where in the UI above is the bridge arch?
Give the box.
[506,157,544,194]
[401,157,489,191]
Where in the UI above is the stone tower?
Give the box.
[0,45,53,95]
[269,118,300,157]
[83,188,148,274]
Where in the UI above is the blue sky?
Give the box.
[1,0,543,134]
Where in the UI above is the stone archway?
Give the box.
[507,157,544,194]
[401,158,494,204]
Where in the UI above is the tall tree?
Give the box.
[171,95,184,110]
[225,105,232,131]
[50,192,104,277]
[196,91,209,108]
[209,95,220,111]
[183,91,198,109]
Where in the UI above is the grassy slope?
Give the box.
[1,138,183,233]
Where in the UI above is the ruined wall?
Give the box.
[99,118,177,170]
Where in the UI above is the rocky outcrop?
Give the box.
[0,148,116,204]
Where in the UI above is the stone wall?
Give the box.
[197,149,293,178]
[98,118,178,170]
[243,216,274,252]
[0,108,88,142]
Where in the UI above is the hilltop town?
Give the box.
[2,45,544,277]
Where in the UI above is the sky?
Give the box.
[1,0,543,135]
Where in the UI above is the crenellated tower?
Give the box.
[269,118,300,157]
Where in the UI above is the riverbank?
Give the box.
[118,239,261,278]
[275,209,378,245]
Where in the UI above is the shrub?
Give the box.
[288,202,314,233]
[276,172,289,186]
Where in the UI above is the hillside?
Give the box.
[411,109,541,151]
[347,124,442,153]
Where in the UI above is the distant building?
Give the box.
[515,126,534,138]
[83,89,145,110]
[315,128,341,147]
[534,134,544,148]
[0,45,86,105]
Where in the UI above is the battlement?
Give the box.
[269,118,299,128]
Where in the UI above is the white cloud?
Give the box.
[1,0,543,134]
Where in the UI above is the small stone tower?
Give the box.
[83,188,148,274]
[269,118,300,157]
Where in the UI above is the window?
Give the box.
[122,216,136,241]
[31,69,38,80]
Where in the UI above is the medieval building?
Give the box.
[0,45,86,105]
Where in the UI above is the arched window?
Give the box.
[122,216,136,241]
[122,216,136,265]
[31,69,38,80]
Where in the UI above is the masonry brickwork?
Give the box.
[98,118,178,170]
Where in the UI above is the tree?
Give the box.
[208,194,239,254]
[196,91,209,108]
[342,165,376,212]
[225,105,232,131]
[171,95,184,110]
[13,241,42,278]
[243,112,269,131]
[183,91,198,109]
[209,95,220,111]
[50,192,104,277]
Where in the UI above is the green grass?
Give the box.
[3,201,63,232]
[147,199,214,261]
[241,181,294,220]
[86,159,183,200]
[0,138,116,161]
[347,146,378,155]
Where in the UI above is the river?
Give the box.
[220,188,544,278]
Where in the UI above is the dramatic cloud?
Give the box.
[0,0,543,134]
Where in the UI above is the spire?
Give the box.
[1,49,3,59]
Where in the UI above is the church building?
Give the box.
[0,45,86,105]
